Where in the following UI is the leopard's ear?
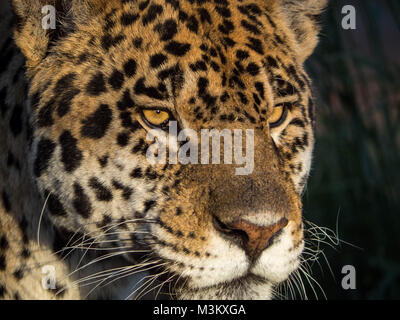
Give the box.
[277,0,328,63]
[11,0,107,69]
[11,0,61,68]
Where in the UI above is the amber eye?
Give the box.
[142,109,170,128]
[269,105,288,128]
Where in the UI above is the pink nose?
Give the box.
[214,216,288,260]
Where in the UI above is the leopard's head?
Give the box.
[12,0,327,299]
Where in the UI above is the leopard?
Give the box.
[0,0,327,300]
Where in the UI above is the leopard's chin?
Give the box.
[175,274,277,300]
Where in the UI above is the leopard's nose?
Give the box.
[213,216,288,260]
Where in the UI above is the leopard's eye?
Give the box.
[142,109,170,128]
[269,105,288,128]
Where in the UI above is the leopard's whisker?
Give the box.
[83,262,166,299]
[57,265,134,295]
[100,261,168,290]
[124,267,169,300]
[298,263,317,300]
[298,263,327,300]
[150,273,177,301]
[60,258,161,297]
[134,270,172,300]
[64,250,151,280]
[36,192,51,248]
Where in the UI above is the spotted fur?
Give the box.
[0,0,327,299]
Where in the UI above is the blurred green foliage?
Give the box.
[302,0,400,299]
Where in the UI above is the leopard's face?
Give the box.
[15,0,326,299]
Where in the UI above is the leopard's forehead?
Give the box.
[30,0,310,131]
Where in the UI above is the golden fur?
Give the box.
[0,0,327,299]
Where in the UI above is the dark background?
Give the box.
[302,0,400,299]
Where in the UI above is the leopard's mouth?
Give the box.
[134,256,293,300]
[113,222,303,300]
